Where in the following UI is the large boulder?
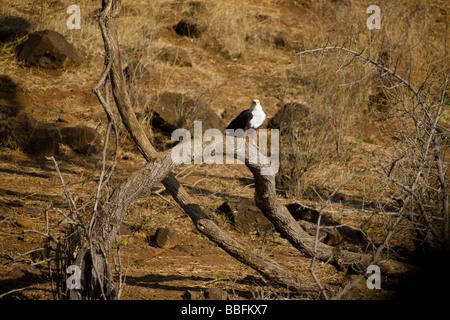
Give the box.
[16,29,84,69]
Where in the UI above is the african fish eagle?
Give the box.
[226,99,266,138]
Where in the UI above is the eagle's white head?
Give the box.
[250,99,262,111]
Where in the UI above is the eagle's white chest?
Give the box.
[249,105,266,129]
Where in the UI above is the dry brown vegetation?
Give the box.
[0,0,449,301]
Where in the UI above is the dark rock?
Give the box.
[285,203,337,226]
[302,226,343,246]
[1,265,44,295]
[182,290,198,300]
[173,18,206,38]
[0,16,31,43]
[8,265,41,283]
[217,198,273,235]
[16,29,84,69]
[24,126,62,157]
[77,143,96,156]
[286,203,367,247]
[150,227,182,248]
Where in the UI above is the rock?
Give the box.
[123,60,151,85]
[16,29,84,69]
[149,91,223,135]
[14,217,33,229]
[1,265,43,295]
[0,16,31,43]
[173,18,206,38]
[158,46,192,67]
[150,227,182,248]
[273,31,295,49]
[150,92,182,134]
[57,113,78,123]
[8,265,41,282]
[204,288,227,300]
[285,203,336,225]
[118,223,132,235]
[267,102,311,134]
[182,290,198,300]
[77,143,96,156]
[60,126,101,154]
[216,198,273,235]
[24,126,62,157]
[1,111,29,149]
[286,203,366,247]
[302,226,343,246]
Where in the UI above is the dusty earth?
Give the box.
[0,0,448,300]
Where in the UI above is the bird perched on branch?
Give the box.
[226,99,266,138]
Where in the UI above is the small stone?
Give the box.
[15,217,33,229]
[151,227,182,248]
[182,290,198,300]
[118,223,132,235]
[58,113,78,123]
